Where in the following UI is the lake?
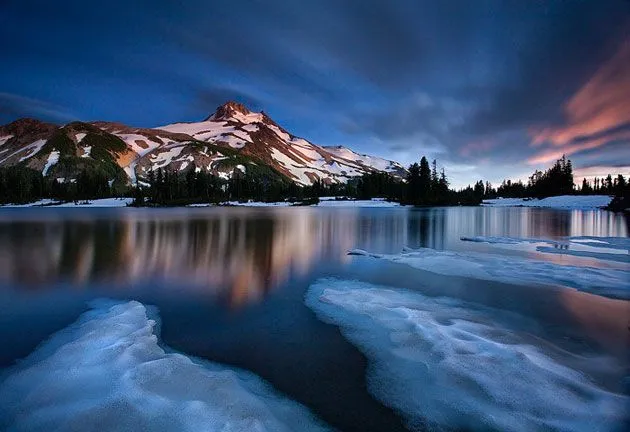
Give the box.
[0,206,628,431]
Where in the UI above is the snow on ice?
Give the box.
[348,245,629,298]
[305,279,628,432]
[0,300,329,432]
[461,236,630,263]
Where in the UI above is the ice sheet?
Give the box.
[461,235,630,263]
[306,278,628,431]
[348,246,629,298]
[0,300,328,432]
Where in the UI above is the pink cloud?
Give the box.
[528,40,630,164]
[573,165,630,183]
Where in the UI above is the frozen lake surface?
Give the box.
[0,206,628,431]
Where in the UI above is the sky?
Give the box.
[1,0,629,188]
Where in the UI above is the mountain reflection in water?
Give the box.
[0,207,626,308]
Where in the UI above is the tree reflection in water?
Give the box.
[0,207,626,308]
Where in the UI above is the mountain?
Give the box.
[0,119,132,190]
[0,101,406,186]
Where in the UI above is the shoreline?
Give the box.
[0,194,620,211]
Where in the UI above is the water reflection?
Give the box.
[0,207,626,307]
[559,289,630,360]
[0,209,356,307]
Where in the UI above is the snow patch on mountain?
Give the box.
[124,162,138,184]
[150,145,185,169]
[159,120,230,139]
[116,133,162,157]
[0,138,47,164]
[325,146,405,174]
[0,135,14,146]
[75,132,87,143]
[228,111,265,124]
[42,150,60,176]
[270,148,314,184]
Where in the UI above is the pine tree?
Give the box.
[419,156,431,204]
[186,164,197,199]
[615,175,626,197]
[406,162,421,204]
[605,174,613,194]
[431,159,438,202]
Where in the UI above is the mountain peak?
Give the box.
[207,101,252,121]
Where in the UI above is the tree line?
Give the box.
[0,165,118,204]
[132,164,321,206]
[481,155,628,201]
[1,154,628,208]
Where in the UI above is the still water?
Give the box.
[0,206,628,431]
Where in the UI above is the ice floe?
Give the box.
[0,300,328,432]
[460,235,566,246]
[568,236,630,251]
[348,246,629,298]
[535,246,629,263]
[306,279,628,431]
[461,235,630,263]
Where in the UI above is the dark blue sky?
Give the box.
[2,0,629,186]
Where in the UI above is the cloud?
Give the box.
[573,165,630,183]
[2,0,629,185]
[459,138,498,157]
[192,86,264,117]
[528,40,630,164]
[0,93,77,124]
[342,92,469,140]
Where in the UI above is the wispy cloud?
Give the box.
[528,40,630,164]
[459,138,498,157]
[573,165,630,182]
[0,92,77,123]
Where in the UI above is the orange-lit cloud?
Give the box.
[573,165,630,183]
[528,40,630,164]
[528,129,630,165]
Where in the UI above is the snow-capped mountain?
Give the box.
[157,101,406,185]
[0,101,406,186]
